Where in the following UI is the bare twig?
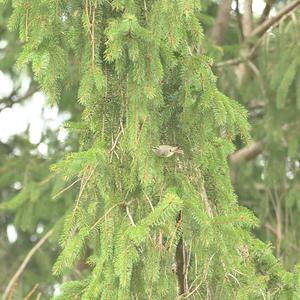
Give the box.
[200,175,213,218]
[23,284,39,300]
[126,205,136,226]
[109,129,123,158]
[230,141,264,166]
[73,165,97,217]
[215,49,255,68]
[7,281,17,300]
[90,203,120,231]
[25,7,29,42]
[183,253,216,298]
[91,0,97,66]
[85,0,92,38]
[257,0,275,25]
[143,0,148,21]
[143,190,154,211]
[109,113,125,162]
[250,0,300,38]
[216,1,300,68]
[0,82,37,112]
[3,230,53,300]
[52,178,80,200]
[35,293,42,300]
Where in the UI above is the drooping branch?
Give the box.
[211,0,233,45]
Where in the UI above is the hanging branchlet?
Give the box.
[5,0,299,299]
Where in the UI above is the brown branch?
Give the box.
[235,0,244,41]
[126,204,136,226]
[52,178,80,200]
[23,284,39,300]
[35,293,42,300]
[0,82,37,112]
[3,230,53,300]
[216,1,300,68]
[230,141,264,166]
[250,0,300,39]
[73,165,97,217]
[215,49,255,68]
[257,0,275,25]
[90,203,120,231]
[91,0,97,67]
[175,211,185,296]
[211,0,233,45]
[243,0,253,38]
[234,0,253,85]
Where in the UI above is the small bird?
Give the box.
[152,145,184,157]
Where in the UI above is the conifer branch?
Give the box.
[73,165,97,217]
[183,253,216,298]
[200,176,213,218]
[85,0,97,67]
[110,114,125,162]
[167,212,182,251]
[3,230,53,300]
[90,203,120,231]
[85,0,92,37]
[110,128,123,161]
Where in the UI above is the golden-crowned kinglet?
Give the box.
[152,145,184,157]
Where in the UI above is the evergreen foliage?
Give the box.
[1,0,300,299]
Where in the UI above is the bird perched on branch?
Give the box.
[152,145,184,157]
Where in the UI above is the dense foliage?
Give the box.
[1,0,300,299]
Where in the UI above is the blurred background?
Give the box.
[1,0,300,298]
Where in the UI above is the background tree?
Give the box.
[1,0,300,299]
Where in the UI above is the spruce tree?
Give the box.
[2,0,300,299]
